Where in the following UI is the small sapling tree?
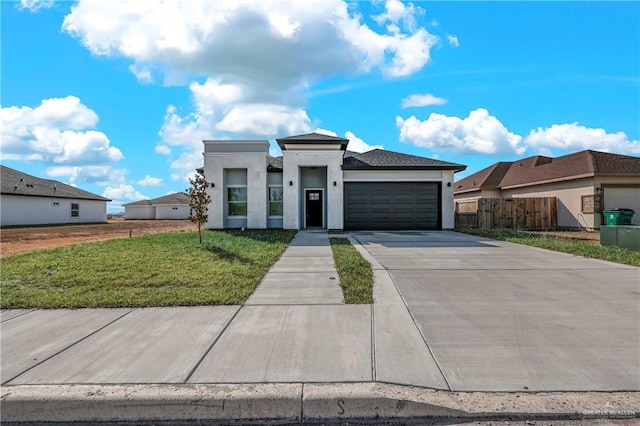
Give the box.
[187,173,212,245]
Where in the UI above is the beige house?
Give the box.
[454,150,640,229]
[124,193,191,220]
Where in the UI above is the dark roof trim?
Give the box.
[276,132,349,150]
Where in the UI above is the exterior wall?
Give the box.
[344,169,456,230]
[283,150,344,230]
[1,194,106,226]
[155,205,191,220]
[502,178,595,229]
[124,205,155,219]
[454,188,500,201]
[203,141,269,229]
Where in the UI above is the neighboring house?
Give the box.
[201,133,466,230]
[0,165,110,227]
[454,150,640,229]
[123,193,191,220]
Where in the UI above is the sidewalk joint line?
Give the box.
[2,308,134,385]
[386,270,453,391]
[183,305,243,384]
[1,309,34,323]
[370,303,376,382]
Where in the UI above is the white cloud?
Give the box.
[373,0,418,32]
[216,104,311,136]
[401,93,447,108]
[313,128,382,153]
[18,0,54,12]
[62,0,438,85]
[397,108,526,155]
[345,131,383,153]
[137,175,163,186]
[190,79,244,110]
[447,34,459,48]
[61,1,442,179]
[170,151,204,183]
[1,96,124,166]
[314,128,338,137]
[525,123,640,156]
[102,184,148,206]
[129,64,154,83]
[46,166,128,187]
[158,104,213,151]
[155,144,172,155]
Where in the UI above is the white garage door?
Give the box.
[604,186,640,225]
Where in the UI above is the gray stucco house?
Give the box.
[201,133,466,230]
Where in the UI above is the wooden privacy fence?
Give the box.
[455,197,557,230]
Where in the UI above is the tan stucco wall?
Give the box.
[502,178,595,229]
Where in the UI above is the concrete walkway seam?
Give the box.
[349,234,452,391]
[182,305,242,383]
[3,309,134,386]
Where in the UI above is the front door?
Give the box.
[305,189,323,228]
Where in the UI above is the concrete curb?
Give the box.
[2,383,638,423]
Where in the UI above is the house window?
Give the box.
[308,192,320,201]
[269,186,283,217]
[228,186,247,217]
[71,203,79,217]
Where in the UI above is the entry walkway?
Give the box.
[246,230,343,305]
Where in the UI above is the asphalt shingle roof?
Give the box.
[455,150,640,193]
[0,165,110,201]
[343,149,466,171]
[123,192,190,207]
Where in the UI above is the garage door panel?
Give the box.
[344,182,441,230]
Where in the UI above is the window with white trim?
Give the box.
[227,186,247,217]
[71,203,79,217]
[269,186,283,217]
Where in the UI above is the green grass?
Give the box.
[459,228,640,267]
[0,230,296,308]
[330,237,374,304]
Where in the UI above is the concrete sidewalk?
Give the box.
[1,231,442,387]
[2,230,639,423]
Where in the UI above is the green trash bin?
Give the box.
[619,208,635,225]
[603,209,635,225]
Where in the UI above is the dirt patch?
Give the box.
[1,220,195,257]
[524,230,601,244]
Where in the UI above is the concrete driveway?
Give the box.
[353,231,640,392]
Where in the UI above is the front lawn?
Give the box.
[0,230,296,308]
[459,228,640,267]
[330,237,374,304]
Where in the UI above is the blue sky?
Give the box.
[2,0,638,212]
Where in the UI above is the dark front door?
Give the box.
[305,190,323,227]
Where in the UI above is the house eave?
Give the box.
[342,166,466,171]
[500,173,595,190]
[1,192,111,202]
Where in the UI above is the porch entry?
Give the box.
[305,189,324,228]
